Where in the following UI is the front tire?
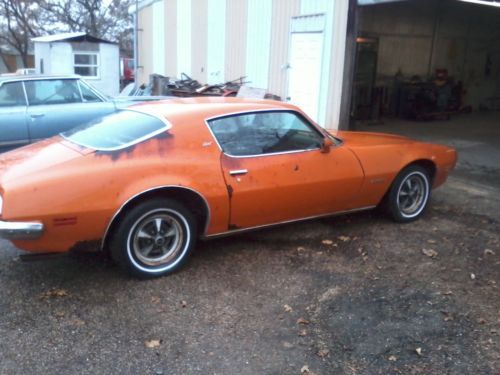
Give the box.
[386,165,431,222]
[110,199,197,278]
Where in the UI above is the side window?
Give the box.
[208,111,324,156]
[25,80,83,106]
[79,82,102,102]
[0,82,26,107]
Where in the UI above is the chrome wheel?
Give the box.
[396,171,429,218]
[110,198,197,278]
[127,209,187,269]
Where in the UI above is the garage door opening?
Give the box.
[351,0,500,187]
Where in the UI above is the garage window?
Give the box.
[74,53,99,78]
[208,111,324,156]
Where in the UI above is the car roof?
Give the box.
[130,97,302,124]
[0,75,82,85]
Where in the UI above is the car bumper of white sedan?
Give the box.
[0,220,44,240]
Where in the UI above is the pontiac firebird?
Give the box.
[0,98,457,277]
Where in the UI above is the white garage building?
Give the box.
[135,0,354,129]
[135,0,500,130]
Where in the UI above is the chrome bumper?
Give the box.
[0,220,44,240]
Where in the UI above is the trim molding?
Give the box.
[203,205,376,239]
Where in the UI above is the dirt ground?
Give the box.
[0,173,498,375]
[1,112,499,374]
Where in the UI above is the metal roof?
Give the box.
[32,32,117,44]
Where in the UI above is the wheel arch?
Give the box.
[379,158,437,206]
[403,159,437,183]
[101,186,210,251]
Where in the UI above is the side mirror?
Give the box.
[320,137,334,153]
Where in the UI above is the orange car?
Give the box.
[0,98,457,277]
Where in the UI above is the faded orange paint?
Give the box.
[0,97,457,253]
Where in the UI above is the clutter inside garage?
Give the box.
[352,0,500,124]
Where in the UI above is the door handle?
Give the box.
[30,113,45,119]
[229,169,248,176]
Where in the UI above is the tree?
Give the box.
[41,0,135,56]
[0,1,49,68]
[0,0,135,69]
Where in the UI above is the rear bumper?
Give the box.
[0,220,44,240]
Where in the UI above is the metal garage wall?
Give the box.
[138,4,154,84]
[225,0,248,83]
[177,0,192,76]
[192,0,208,82]
[207,0,226,84]
[268,0,301,97]
[164,0,177,78]
[245,0,273,89]
[153,0,165,75]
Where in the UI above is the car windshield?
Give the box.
[61,109,169,151]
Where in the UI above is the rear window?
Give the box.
[61,110,169,151]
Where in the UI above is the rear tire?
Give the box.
[109,198,197,278]
[386,165,431,222]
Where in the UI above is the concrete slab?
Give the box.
[357,111,500,188]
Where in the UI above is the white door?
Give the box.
[287,32,324,122]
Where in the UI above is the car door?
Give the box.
[0,81,29,152]
[208,110,365,229]
[25,79,116,142]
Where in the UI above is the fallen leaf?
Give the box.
[484,249,495,256]
[297,247,306,252]
[70,318,85,326]
[470,273,476,280]
[444,316,454,322]
[283,304,293,313]
[41,288,69,299]
[283,341,294,348]
[388,355,397,361]
[297,317,310,325]
[322,240,333,245]
[145,339,162,348]
[300,365,310,374]
[151,297,161,304]
[478,318,487,324]
[338,236,350,242]
[416,347,422,356]
[317,349,329,358]
[298,329,307,337]
[427,239,437,244]
[180,300,187,308]
[54,311,65,318]
[422,248,438,258]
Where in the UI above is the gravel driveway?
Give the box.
[0,174,498,374]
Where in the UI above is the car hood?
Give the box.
[331,131,413,147]
[0,137,89,188]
